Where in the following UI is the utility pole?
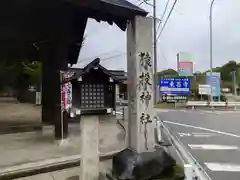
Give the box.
[232,70,237,96]
[209,0,215,102]
[153,0,157,105]
[141,0,157,105]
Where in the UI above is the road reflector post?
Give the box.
[184,164,193,180]
[211,105,214,111]
[155,116,163,144]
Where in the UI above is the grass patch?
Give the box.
[154,164,185,180]
[107,164,185,180]
[155,103,175,109]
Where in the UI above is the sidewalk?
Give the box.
[15,160,112,180]
[15,167,81,180]
[0,119,125,176]
[14,161,112,180]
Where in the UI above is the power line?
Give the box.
[157,0,178,40]
[138,0,153,6]
[78,49,124,63]
[100,52,126,62]
[78,52,126,66]
[160,47,167,62]
[156,0,171,33]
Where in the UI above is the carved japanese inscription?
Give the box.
[138,52,153,150]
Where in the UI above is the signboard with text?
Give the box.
[177,52,194,76]
[198,84,211,95]
[206,72,221,97]
[178,61,193,76]
[161,94,188,102]
[160,77,190,95]
[61,72,73,112]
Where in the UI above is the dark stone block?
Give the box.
[66,176,79,180]
[112,148,176,180]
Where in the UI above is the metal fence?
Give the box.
[116,106,124,121]
[116,100,128,121]
[185,101,240,110]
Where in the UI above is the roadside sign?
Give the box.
[178,52,193,61]
[28,85,36,92]
[206,72,221,97]
[177,52,194,76]
[222,88,230,93]
[160,77,190,95]
[161,94,187,102]
[198,84,211,95]
[178,61,193,76]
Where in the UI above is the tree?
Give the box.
[22,61,42,87]
[157,60,240,96]
[0,60,22,95]
[0,35,86,94]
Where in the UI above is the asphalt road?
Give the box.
[158,109,240,180]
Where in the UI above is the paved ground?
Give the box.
[157,109,240,180]
[15,167,81,180]
[0,119,125,169]
[0,102,41,134]
[15,160,112,180]
[0,103,41,123]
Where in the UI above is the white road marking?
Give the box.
[178,132,216,137]
[193,133,216,137]
[178,133,191,137]
[205,162,240,172]
[203,111,221,114]
[156,109,175,113]
[196,110,240,115]
[188,144,239,150]
[180,110,187,112]
[164,121,240,138]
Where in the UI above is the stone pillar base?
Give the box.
[80,115,99,180]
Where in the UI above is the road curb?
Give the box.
[0,149,123,180]
[0,124,42,135]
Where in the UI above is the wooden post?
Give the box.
[40,41,69,140]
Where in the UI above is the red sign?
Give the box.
[61,71,73,112]
[178,61,193,76]
[179,61,193,67]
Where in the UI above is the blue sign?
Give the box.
[206,72,221,97]
[160,77,190,95]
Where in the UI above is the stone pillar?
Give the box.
[127,16,155,153]
[80,115,99,180]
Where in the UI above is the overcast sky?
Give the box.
[75,0,240,72]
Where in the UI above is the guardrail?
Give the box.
[185,101,240,110]
[186,101,208,109]
[116,100,128,106]
[159,118,211,180]
[227,102,240,109]
[117,107,210,179]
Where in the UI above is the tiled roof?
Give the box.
[67,59,126,82]
[69,68,126,80]
[100,0,147,15]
